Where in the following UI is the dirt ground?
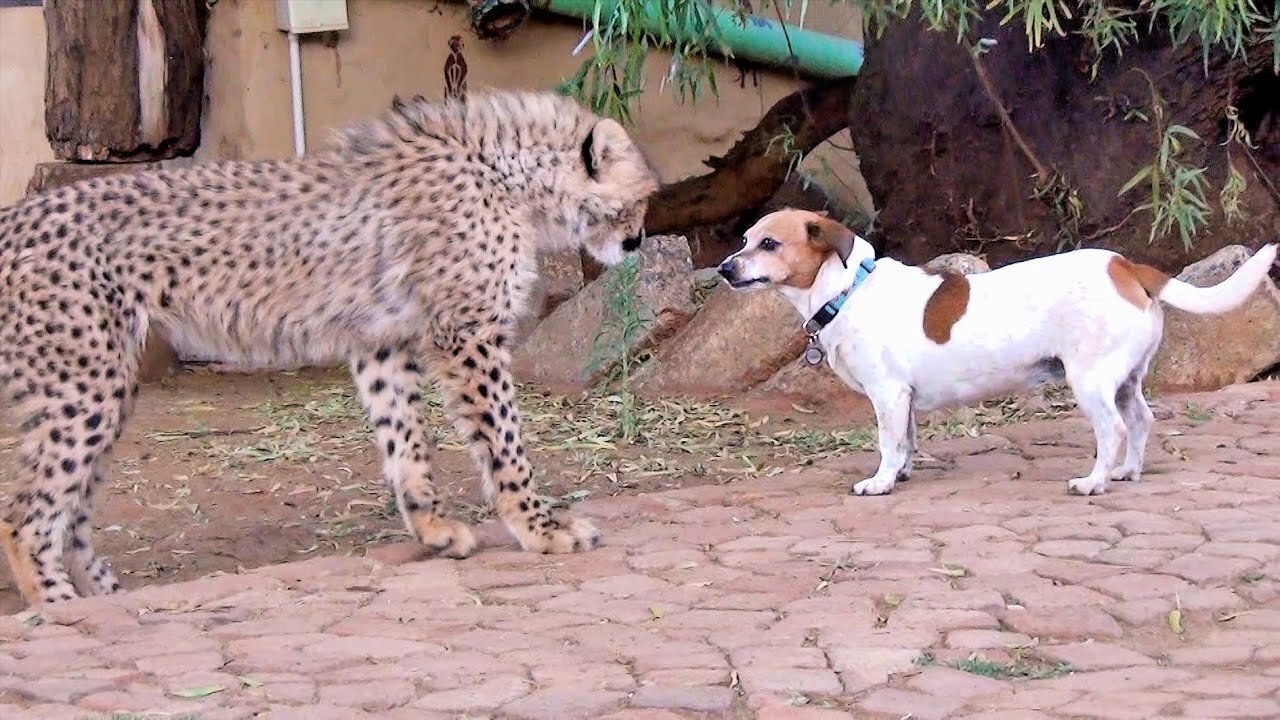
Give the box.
[0,363,1086,614]
[0,367,827,613]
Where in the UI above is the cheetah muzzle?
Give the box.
[0,89,660,607]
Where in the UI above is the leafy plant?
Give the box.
[766,125,806,179]
[557,0,722,124]
[559,0,1273,250]
[1219,103,1255,226]
[585,253,655,441]
[1117,75,1210,250]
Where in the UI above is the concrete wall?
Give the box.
[1,0,864,205]
[0,4,53,205]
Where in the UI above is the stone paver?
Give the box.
[2,382,1278,719]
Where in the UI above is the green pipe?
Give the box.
[529,0,863,79]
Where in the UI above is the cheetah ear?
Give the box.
[582,118,627,181]
[805,215,857,268]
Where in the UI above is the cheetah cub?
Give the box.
[0,90,659,606]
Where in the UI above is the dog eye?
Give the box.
[760,238,779,251]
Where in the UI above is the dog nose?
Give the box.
[717,261,735,281]
[622,234,643,252]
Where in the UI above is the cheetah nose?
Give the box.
[622,234,643,252]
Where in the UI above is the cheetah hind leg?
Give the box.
[1,477,79,604]
[350,347,477,558]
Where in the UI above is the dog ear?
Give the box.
[582,118,627,181]
[805,216,856,267]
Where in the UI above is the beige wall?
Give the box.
[0,5,53,206]
[201,0,863,185]
[1,0,865,205]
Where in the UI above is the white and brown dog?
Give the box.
[719,208,1278,497]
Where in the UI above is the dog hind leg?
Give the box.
[897,405,917,483]
[1066,365,1129,496]
[1112,348,1157,482]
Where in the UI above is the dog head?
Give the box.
[717,208,858,290]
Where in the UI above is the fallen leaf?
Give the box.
[172,684,225,698]
[649,606,664,620]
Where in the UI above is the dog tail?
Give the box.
[1153,243,1278,315]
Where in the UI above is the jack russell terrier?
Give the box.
[719,208,1278,497]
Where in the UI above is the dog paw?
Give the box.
[1067,476,1108,496]
[851,477,895,496]
[895,470,912,483]
[1109,468,1140,482]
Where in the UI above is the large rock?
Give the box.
[513,236,695,391]
[749,354,870,411]
[511,250,586,347]
[923,252,990,275]
[632,284,805,397]
[1150,245,1280,392]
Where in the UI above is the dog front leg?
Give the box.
[853,385,913,496]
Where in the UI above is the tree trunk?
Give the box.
[44,0,209,162]
[847,11,1279,272]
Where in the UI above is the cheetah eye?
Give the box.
[760,238,780,251]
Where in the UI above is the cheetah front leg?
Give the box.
[433,335,603,554]
[65,462,123,596]
[351,346,477,558]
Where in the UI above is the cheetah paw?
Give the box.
[410,517,478,558]
[522,516,604,554]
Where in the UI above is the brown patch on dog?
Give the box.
[803,215,856,266]
[923,272,970,344]
[1108,255,1170,309]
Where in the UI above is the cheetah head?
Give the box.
[570,118,661,266]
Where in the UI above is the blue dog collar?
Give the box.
[801,256,876,365]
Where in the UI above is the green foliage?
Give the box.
[1080,3,1139,78]
[766,125,806,177]
[585,254,655,441]
[1219,103,1255,226]
[560,0,1271,253]
[1149,0,1268,70]
[1119,122,1210,250]
[1272,0,1280,72]
[557,0,722,124]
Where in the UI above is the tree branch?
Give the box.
[970,48,1050,185]
[644,76,857,234]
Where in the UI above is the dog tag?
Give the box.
[804,344,825,366]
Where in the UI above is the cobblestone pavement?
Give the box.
[2,382,1278,720]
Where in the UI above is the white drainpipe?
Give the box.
[287,31,306,157]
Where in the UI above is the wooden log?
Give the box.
[43,0,208,162]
